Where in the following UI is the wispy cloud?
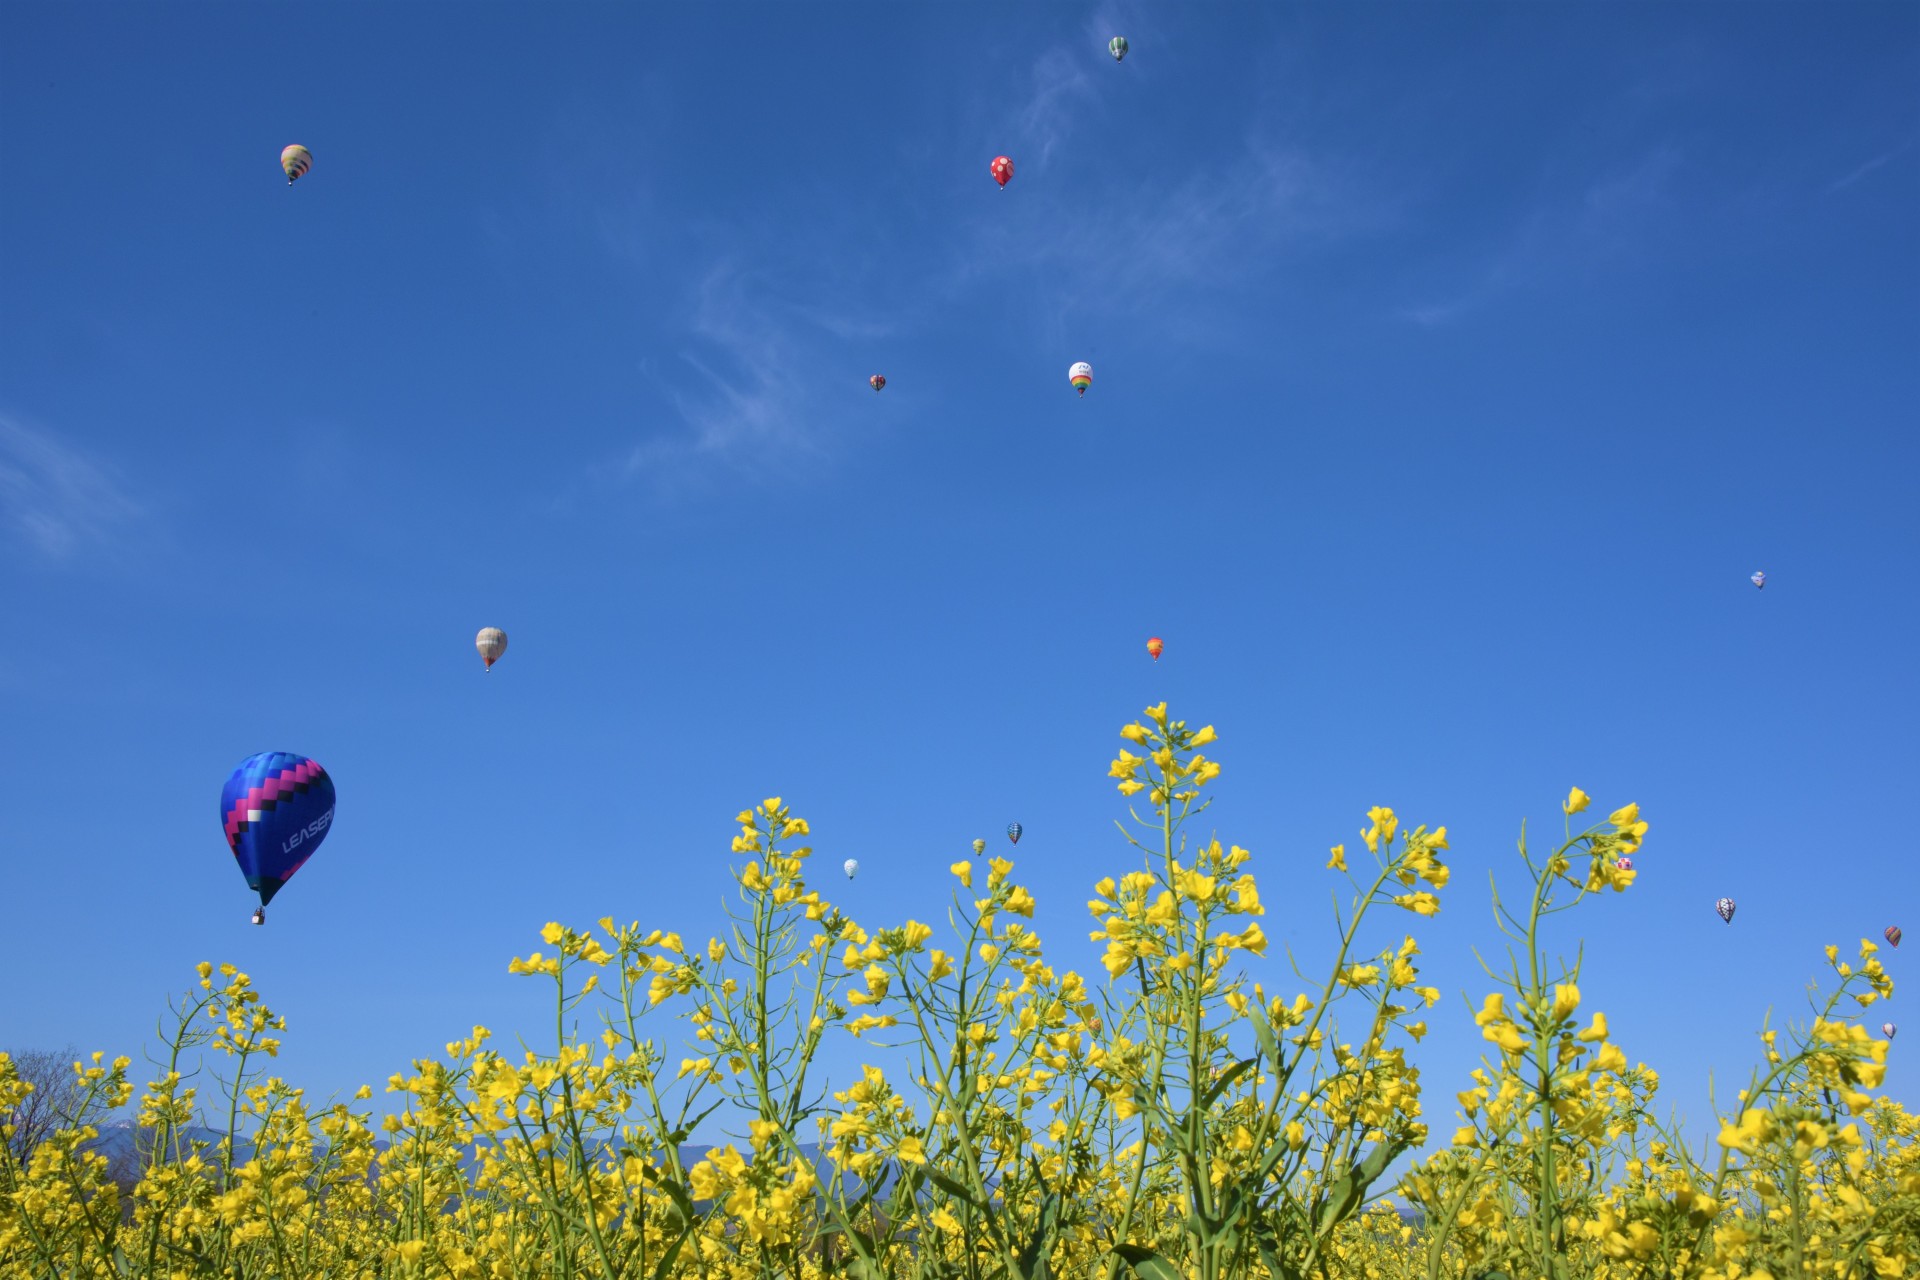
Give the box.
[1399,144,1684,327]
[609,263,891,493]
[948,135,1381,341]
[0,414,141,560]
[1827,139,1913,194]
[1017,46,1099,167]
[1062,143,1359,294]
[588,16,1379,488]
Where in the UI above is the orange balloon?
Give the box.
[1146,637,1163,660]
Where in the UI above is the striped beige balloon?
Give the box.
[280,144,313,185]
[476,627,508,671]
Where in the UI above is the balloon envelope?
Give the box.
[1069,361,1093,395]
[1884,1022,1898,1039]
[869,374,886,392]
[222,753,335,907]
[1715,896,1736,923]
[843,859,858,879]
[1109,36,1129,61]
[971,839,986,855]
[280,145,312,184]
[1751,571,1766,589]
[990,155,1014,188]
[1887,925,1903,948]
[476,627,508,669]
[1616,857,1633,871]
[1007,821,1023,845]
[1147,636,1163,660]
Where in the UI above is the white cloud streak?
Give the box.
[613,263,890,492]
[596,18,1379,488]
[1827,139,1913,194]
[1017,46,1099,168]
[0,414,141,560]
[1398,144,1684,327]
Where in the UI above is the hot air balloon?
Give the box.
[1885,1022,1898,1040]
[1615,857,1633,872]
[1751,571,1766,589]
[1147,637,1164,661]
[1069,362,1093,396]
[843,859,859,879]
[1715,897,1736,924]
[476,627,508,671]
[222,752,335,922]
[1007,821,1023,845]
[280,145,313,186]
[972,839,986,856]
[870,374,886,392]
[990,155,1014,189]
[1887,925,1903,948]
[1109,36,1129,62]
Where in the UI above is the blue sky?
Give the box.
[3,1,1917,1156]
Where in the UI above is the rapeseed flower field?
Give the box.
[4,705,1914,1278]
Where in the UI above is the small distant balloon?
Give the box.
[1884,1022,1898,1040]
[1615,856,1633,872]
[990,155,1014,189]
[1146,636,1164,661]
[1109,36,1129,62]
[870,374,886,392]
[843,858,859,880]
[971,839,986,856]
[476,627,508,671]
[1715,897,1736,924]
[1007,821,1023,845]
[280,144,313,185]
[1887,925,1903,948]
[1069,361,1093,396]
[1751,571,1766,590]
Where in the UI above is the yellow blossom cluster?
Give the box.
[2,714,1912,1280]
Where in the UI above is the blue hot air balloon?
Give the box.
[1007,821,1023,845]
[221,752,335,923]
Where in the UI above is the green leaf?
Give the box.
[927,1170,981,1208]
[1199,1056,1258,1111]
[1249,1004,1283,1066]
[1112,1244,1182,1280]
[1253,1230,1304,1280]
[1015,1190,1062,1278]
[1315,1137,1412,1238]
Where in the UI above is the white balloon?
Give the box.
[476,627,508,670]
[843,859,859,879]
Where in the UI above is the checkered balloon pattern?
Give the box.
[221,752,336,906]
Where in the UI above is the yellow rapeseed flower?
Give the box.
[1363,807,1398,853]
